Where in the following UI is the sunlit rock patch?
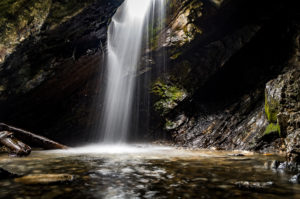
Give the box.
[165,0,203,47]
[0,0,51,64]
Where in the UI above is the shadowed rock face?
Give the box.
[0,0,299,158]
[265,67,300,161]
[148,0,300,154]
[0,0,124,145]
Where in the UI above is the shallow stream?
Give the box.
[0,145,300,199]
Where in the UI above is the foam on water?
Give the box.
[64,144,173,154]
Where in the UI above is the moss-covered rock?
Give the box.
[262,65,300,162]
[264,82,282,123]
[264,123,280,136]
[148,0,300,151]
[151,80,187,115]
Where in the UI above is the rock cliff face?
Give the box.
[0,0,123,144]
[0,0,299,161]
[265,65,300,161]
[149,0,300,156]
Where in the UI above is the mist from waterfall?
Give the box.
[98,0,165,143]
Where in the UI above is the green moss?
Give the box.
[264,91,279,123]
[152,80,185,101]
[264,123,281,136]
[165,119,175,130]
[151,80,187,115]
[152,81,167,97]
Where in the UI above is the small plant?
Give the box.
[264,123,281,136]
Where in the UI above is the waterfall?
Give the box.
[98,0,165,143]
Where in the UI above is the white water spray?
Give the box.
[99,0,165,143]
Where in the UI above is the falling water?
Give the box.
[99,0,165,143]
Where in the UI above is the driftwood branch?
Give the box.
[0,131,31,156]
[0,123,68,150]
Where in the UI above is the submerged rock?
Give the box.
[270,160,281,170]
[289,174,300,184]
[0,168,21,179]
[235,181,274,191]
[270,161,300,173]
[229,154,245,157]
[14,174,74,185]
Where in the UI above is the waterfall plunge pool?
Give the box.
[1,145,300,199]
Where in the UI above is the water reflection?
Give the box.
[0,145,299,199]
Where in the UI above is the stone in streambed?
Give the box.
[14,174,74,184]
[289,174,300,184]
[0,168,21,179]
[229,154,245,157]
[235,181,273,191]
[289,173,300,184]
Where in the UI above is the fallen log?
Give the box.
[0,131,31,156]
[0,123,68,150]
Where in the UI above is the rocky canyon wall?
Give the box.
[0,0,299,162]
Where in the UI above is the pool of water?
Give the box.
[0,144,299,199]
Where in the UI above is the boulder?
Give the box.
[235,181,273,191]
[0,168,20,179]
